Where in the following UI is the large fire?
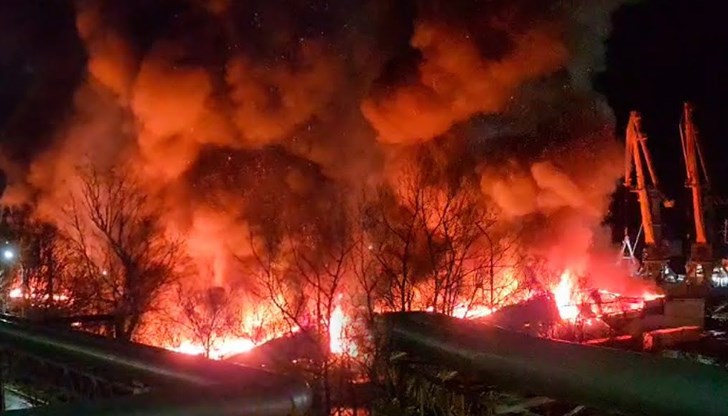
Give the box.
[549,269,664,325]
[165,297,357,360]
[173,337,255,359]
[157,265,662,361]
[552,270,580,321]
[0,241,662,362]
[0,0,659,377]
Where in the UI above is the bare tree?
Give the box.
[63,165,184,340]
[245,226,307,333]
[294,212,355,414]
[416,183,494,315]
[174,285,241,358]
[468,224,530,312]
[0,206,74,316]
[365,165,428,313]
[363,160,498,315]
[351,192,382,325]
[241,196,356,415]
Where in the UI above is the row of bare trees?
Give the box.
[0,157,542,414]
[237,157,539,414]
[1,158,535,334]
[1,166,184,340]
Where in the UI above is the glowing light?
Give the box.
[3,249,14,260]
[7,287,69,302]
[171,336,256,360]
[329,297,347,355]
[452,303,493,319]
[553,270,579,321]
[172,341,206,356]
[642,291,665,301]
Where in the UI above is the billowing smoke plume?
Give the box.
[1,0,638,298]
[479,136,640,294]
[361,0,637,292]
[361,22,567,144]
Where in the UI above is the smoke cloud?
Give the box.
[362,22,567,144]
[480,134,645,294]
[226,42,344,146]
[1,0,638,300]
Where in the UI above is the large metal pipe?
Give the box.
[0,315,311,415]
[4,384,307,416]
[379,312,728,416]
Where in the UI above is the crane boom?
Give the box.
[625,111,658,245]
[680,102,708,244]
[680,102,713,288]
[624,111,673,283]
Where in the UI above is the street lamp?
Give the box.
[0,242,25,314]
[1,241,16,264]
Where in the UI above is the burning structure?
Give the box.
[1,0,713,413]
[0,0,665,354]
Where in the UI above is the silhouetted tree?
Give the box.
[175,284,242,358]
[242,194,355,415]
[63,165,184,340]
[0,206,73,316]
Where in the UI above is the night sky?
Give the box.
[599,0,728,251]
[1,0,727,250]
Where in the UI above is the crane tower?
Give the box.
[680,102,713,287]
[624,111,670,281]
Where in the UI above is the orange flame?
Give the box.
[164,300,301,359]
[8,287,69,302]
[329,300,347,355]
[451,303,493,319]
[552,270,579,321]
[551,270,665,323]
[172,337,256,359]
